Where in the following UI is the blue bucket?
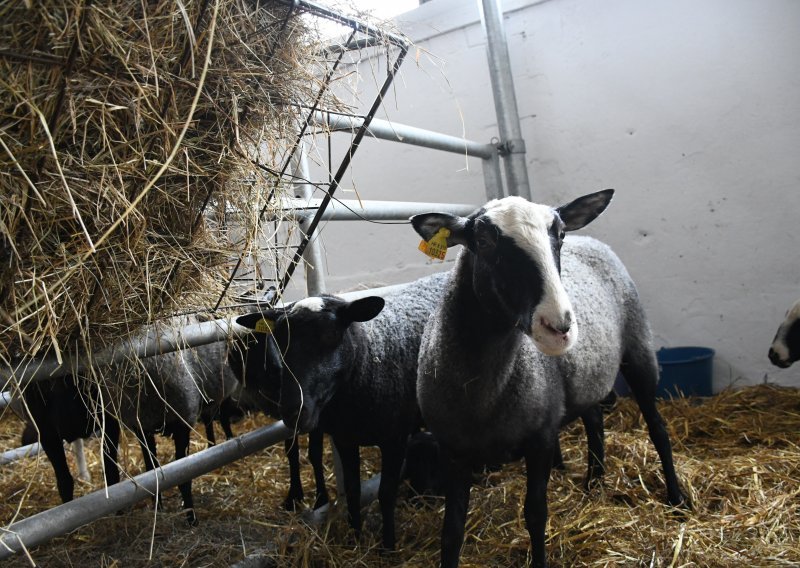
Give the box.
[656,346,714,398]
[613,346,715,398]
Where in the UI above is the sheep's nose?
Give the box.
[769,348,791,368]
[555,312,573,335]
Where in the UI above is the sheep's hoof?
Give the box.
[312,492,329,510]
[668,491,692,514]
[283,494,303,512]
[185,509,198,527]
[582,474,605,493]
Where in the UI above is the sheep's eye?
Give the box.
[559,230,566,240]
[476,235,491,250]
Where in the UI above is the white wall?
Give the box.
[297,0,800,390]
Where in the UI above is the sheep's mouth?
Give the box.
[540,318,569,339]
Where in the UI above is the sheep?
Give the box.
[13,332,238,525]
[15,375,121,504]
[768,298,800,368]
[410,189,687,567]
[234,271,449,551]
[227,331,329,512]
[106,338,239,525]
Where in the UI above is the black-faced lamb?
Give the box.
[234,271,449,551]
[227,332,329,511]
[411,190,687,567]
[769,298,800,368]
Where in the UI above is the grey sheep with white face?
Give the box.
[411,190,687,568]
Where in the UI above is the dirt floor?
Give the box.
[2,384,799,567]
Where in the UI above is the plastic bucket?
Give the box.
[613,346,715,398]
[656,346,714,398]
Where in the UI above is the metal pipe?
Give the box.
[0,421,294,559]
[291,143,327,297]
[479,0,531,199]
[0,443,40,466]
[311,111,497,160]
[482,150,504,200]
[281,199,476,222]
[0,318,239,389]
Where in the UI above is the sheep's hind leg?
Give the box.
[336,441,363,543]
[622,352,689,509]
[580,404,605,491]
[173,424,197,526]
[377,440,406,551]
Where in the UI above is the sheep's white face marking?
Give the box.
[769,299,800,367]
[483,197,577,355]
[291,297,325,314]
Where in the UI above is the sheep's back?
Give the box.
[558,236,652,419]
[328,271,448,443]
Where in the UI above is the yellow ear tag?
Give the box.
[254,318,275,334]
[418,227,450,261]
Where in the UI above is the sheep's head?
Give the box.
[411,189,614,356]
[236,295,385,432]
[769,299,800,368]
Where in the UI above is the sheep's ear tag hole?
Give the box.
[418,228,450,261]
[254,318,275,334]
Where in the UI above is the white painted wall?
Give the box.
[297,0,800,390]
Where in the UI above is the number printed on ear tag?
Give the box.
[418,227,450,261]
[255,318,275,334]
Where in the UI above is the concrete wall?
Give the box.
[296,0,800,390]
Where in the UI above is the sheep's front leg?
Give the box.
[336,441,362,541]
[308,429,329,509]
[440,453,472,568]
[524,437,555,568]
[283,436,303,510]
[377,441,406,551]
[101,413,121,488]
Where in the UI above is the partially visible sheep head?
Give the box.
[769,299,800,368]
[410,189,614,356]
[235,295,385,433]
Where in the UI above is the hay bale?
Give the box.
[0,0,320,364]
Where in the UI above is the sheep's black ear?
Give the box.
[235,309,282,332]
[556,189,615,232]
[341,296,385,323]
[410,213,470,248]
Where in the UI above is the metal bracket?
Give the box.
[497,137,527,156]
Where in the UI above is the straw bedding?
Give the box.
[2,384,799,566]
[0,0,319,367]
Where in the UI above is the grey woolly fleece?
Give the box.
[105,335,238,436]
[319,270,449,445]
[417,235,656,464]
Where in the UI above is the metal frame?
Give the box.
[0,0,530,559]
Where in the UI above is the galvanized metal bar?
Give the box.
[311,110,497,160]
[282,199,476,222]
[481,150,504,200]
[0,421,294,559]
[0,319,239,389]
[479,0,531,199]
[291,142,327,297]
[0,443,40,467]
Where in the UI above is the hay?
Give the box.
[2,384,800,566]
[0,0,325,366]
